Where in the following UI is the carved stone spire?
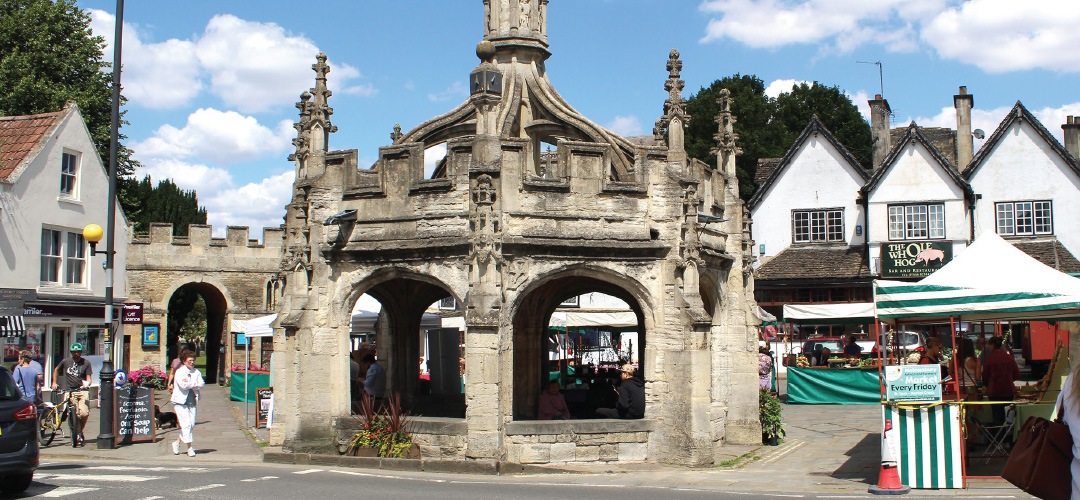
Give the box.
[308,52,337,153]
[712,88,741,181]
[654,49,689,162]
[289,91,312,164]
[483,0,549,58]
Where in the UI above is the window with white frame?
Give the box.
[40,228,87,286]
[888,203,945,240]
[792,209,844,243]
[60,151,79,197]
[996,201,1052,236]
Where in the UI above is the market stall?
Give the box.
[873,233,1080,488]
[230,314,275,429]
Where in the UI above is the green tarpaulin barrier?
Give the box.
[230,371,270,403]
[786,366,881,404]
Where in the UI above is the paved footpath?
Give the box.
[39,383,263,464]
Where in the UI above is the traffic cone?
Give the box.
[869,419,911,495]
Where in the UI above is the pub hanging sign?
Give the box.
[880,241,952,278]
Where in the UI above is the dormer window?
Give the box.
[60,151,80,198]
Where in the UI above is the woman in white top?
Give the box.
[1056,361,1080,500]
[170,351,205,457]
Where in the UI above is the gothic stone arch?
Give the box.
[125,223,285,381]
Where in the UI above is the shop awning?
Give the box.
[0,315,26,337]
[782,303,875,325]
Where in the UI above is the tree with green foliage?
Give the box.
[126,176,208,236]
[0,0,136,178]
[685,76,872,199]
[773,82,873,168]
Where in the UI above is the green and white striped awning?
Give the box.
[874,280,1080,321]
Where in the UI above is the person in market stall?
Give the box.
[919,337,943,365]
[812,347,833,367]
[843,335,863,357]
[982,336,1019,427]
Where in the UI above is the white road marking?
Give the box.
[31,486,100,498]
[35,473,165,482]
[293,469,324,475]
[84,465,222,473]
[329,470,447,482]
[241,475,279,482]
[136,496,164,500]
[181,484,226,492]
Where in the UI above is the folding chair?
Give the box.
[976,404,1016,463]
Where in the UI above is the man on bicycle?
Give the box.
[51,342,93,446]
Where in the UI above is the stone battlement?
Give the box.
[132,223,285,249]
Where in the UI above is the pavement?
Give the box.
[39,383,263,464]
[38,378,1030,497]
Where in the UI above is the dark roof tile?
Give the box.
[1012,239,1080,274]
[757,245,871,281]
[0,110,63,182]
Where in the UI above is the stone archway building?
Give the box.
[270,1,763,466]
[125,223,284,380]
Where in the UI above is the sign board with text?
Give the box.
[256,387,273,428]
[114,385,156,443]
[884,364,942,402]
[122,303,143,324]
[880,241,952,278]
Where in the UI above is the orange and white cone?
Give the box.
[869,419,910,495]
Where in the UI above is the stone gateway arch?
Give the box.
[270,0,763,466]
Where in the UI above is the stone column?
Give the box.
[954,86,974,171]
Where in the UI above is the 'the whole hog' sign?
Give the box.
[880,241,952,278]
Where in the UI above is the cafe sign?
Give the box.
[880,241,952,278]
[884,364,942,402]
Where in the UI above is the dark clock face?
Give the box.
[471,70,503,95]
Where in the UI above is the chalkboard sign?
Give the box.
[256,387,273,428]
[114,385,156,443]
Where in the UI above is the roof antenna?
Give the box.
[856,61,884,97]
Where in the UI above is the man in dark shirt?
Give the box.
[51,342,93,446]
[595,363,645,419]
[982,337,1019,426]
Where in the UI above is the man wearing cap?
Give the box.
[52,342,93,446]
[595,363,645,419]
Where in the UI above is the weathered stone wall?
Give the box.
[504,420,653,464]
[125,223,284,372]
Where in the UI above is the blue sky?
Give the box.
[77,0,1080,239]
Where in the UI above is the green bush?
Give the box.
[759,389,785,441]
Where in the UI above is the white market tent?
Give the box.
[875,233,1080,322]
[549,311,638,328]
[231,314,276,429]
[782,303,875,324]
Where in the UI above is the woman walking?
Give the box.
[171,350,205,457]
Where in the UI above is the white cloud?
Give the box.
[428,81,468,102]
[920,0,1080,73]
[846,90,873,123]
[131,108,293,165]
[203,171,293,235]
[698,0,1080,73]
[89,11,376,111]
[89,10,203,109]
[764,79,810,99]
[423,143,448,178]
[138,159,234,194]
[606,115,643,136]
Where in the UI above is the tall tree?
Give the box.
[0,0,137,178]
[685,76,872,199]
[126,176,208,236]
[685,74,784,198]
[773,82,873,168]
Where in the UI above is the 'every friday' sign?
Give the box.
[884,364,942,402]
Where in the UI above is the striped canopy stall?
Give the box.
[0,315,25,337]
[886,403,964,489]
[875,233,1080,322]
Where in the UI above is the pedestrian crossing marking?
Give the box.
[25,486,99,498]
[241,475,279,482]
[35,473,165,482]
[83,465,222,473]
[182,483,226,492]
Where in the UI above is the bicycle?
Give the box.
[39,390,79,447]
